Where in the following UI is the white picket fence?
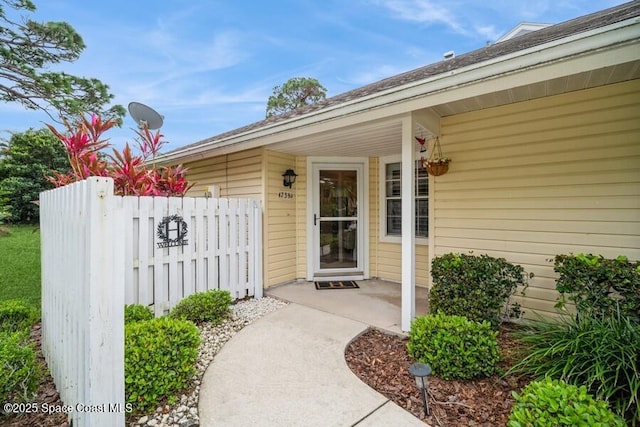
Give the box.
[121,188,263,315]
[39,177,263,427]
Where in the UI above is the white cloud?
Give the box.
[341,64,412,86]
[370,0,467,34]
[140,28,247,74]
[515,0,552,20]
[368,0,597,42]
[474,25,501,43]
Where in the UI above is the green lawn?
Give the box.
[0,225,41,313]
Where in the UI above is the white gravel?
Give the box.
[131,296,288,427]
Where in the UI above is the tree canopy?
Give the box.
[266,77,327,118]
[0,128,68,222]
[0,0,124,122]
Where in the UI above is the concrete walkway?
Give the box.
[198,303,424,426]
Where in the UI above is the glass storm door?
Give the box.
[312,163,363,275]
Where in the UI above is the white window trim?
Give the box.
[379,155,429,245]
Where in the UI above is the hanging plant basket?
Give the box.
[424,137,451,176]
[425,161,449,176]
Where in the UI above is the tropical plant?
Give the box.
[46,114,193,196]
[0,0,124,121]
[508,309,640,424]
[266,77,327,117]
[429,253,530,328]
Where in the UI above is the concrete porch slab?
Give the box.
[266,279,429,335]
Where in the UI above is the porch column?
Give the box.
[401,113,416,332]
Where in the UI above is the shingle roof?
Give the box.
[169,1,640,154]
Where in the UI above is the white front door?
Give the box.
[309,160,366,280]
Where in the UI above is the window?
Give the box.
[381,157,428,240]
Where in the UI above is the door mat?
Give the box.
[314,280,360,290]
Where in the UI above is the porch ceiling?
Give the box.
[268,61,640,158]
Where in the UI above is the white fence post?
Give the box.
[252,200,264,298]
[40,177,125,427]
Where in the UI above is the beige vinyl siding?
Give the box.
[374,243,430,286]
[436,79,640,318]
[369,157,430,286]
[295,156,308,279]
[264,150,298,287]
[368,158,380,279]
[183,148,264,199]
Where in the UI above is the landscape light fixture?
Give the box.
[409,362,431,416]
[282,169,298,188]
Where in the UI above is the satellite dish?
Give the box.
[128,102,164,130]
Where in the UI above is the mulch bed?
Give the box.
[345,323,531,427]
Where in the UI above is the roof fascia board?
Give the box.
[373,37,640,117]
[159,17,640,163]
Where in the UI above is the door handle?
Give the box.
[314,214,318,226]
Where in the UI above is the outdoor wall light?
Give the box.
[282,169,298,188]
[409,362,431,416]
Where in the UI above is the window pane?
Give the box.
[383,161,429,238]
[387,199,401,215]
[416,178,428,197]
[387,217,402,235]
[385,163,401,197]
[416,199,428,216]
[415,199,428,237]
[319,170,357,218]
[416,163,428,178]
[386,180,401,197]
[386,199,401,235]
[319,220,357,269]
[386,163,401,180]
[416,218,428,237]
[415,160,428,196]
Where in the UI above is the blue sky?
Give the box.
[0,0,627,151]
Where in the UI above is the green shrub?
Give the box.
[554,253,640,320]
[0,331,41,404]
[0,188,11,225]
[508,377,626,427]
[0,128,78,223]
[508,309,640,424]
[125,317,200,413]
[124,304,154,324]
[430,253,529,328]
[407,313,500,380]
[0,299,38,334]
[169,290,232,325]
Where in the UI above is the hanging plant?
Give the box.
[424,137,450,176]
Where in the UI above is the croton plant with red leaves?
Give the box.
[46,114,192,196]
